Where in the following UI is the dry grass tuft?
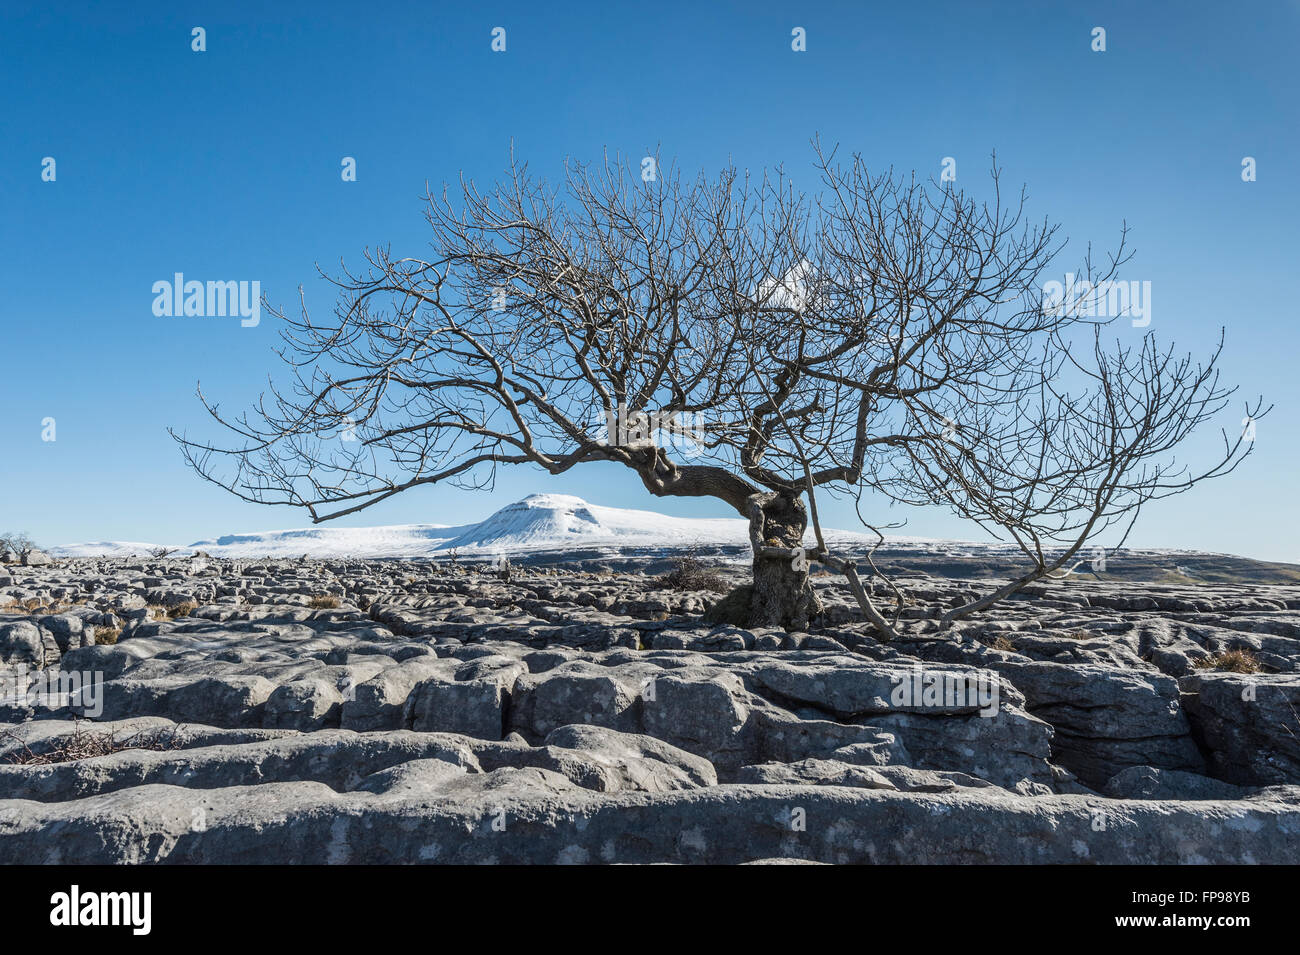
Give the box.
[93,625,121,645]
[1,597,87,616]
[1194,648,1261,674]
[307,595,341,609]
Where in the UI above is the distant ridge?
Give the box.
[48,494,1295,585]
[50,493,801,558]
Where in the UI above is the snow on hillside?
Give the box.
[439,494,750,550]
[47,541,175,558]
[52,493,872,559]
[46,492,1235,562]
[49,492,961,559]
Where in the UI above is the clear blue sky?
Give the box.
[2,0,1297,562]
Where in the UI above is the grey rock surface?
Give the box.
[0,555,1297,863]
[1179,671,1300,784]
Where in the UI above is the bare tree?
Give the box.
[171,142,1265,637]
[0,532,36,562]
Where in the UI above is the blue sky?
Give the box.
[2,0,1297,562]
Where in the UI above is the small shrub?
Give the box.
[166,601,197,618]
[1194,648,1261,674]
[93,626,120,645]
[307,595,340,609]
[990,636,1016,652]
[655,554,729,594]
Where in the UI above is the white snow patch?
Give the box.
[50,493,889,559]
[49,492,1221,562]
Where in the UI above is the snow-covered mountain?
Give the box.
[49,493,885,559]
[49,491,1258,573]
[48,491,1298,584]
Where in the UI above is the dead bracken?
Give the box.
[1,721,188,766]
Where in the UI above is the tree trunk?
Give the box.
[748,493,822,630]
[702,492,823,631]
[749,493,821,629]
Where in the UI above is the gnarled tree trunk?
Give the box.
[706,491,822,631]
[749,492,822,629]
